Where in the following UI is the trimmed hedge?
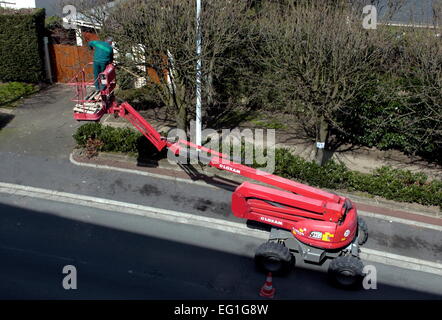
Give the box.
[273,148,442,209]
[0,8,46,83]
[73,123,165,160]
[73,124,442,209]
[73,123,140,153]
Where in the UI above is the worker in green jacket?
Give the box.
[88,37,114,90]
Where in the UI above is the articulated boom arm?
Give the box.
[167,139,341,202]
[112,102,168,152]
[207,158,346,221]
[108,102,346,223]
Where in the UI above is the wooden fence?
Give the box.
[49,42,165,86]
[50,44,94,83]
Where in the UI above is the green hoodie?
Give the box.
[88,40,114,64]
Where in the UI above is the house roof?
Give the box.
[378,0,436,26]
[67,0,123,29]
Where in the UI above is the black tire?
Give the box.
[255,242,293,275]
[357,216,368,246]
[328,255,364,288]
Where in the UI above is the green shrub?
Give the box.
[73,122,103,146]
[0,82,38,106]
[73,123,165,160]
[45,16,62,30]
[73,123,139,153]
[0,8,46,83]
[273,148,442,209]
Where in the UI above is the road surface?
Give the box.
[0,192,441,299]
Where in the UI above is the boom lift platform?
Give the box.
[71,63,369,288]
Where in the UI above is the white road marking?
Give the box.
[1,181,441,276]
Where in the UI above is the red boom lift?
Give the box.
[71,63,369,288]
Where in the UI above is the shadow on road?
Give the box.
[0,113,14,130]
[0,201,439,300]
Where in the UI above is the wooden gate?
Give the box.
[50,44,94,83]
[50,42,166,86]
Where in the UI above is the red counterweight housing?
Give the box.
[232,182,358,250]
[99,64,117,96]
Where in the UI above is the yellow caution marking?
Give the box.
[322,232,334,242]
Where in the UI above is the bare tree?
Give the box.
[252,1,394,165]
[432,0,442,27]
[102,0,251,132]
[394,26,442,160]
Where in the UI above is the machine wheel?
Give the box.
[328,255,364,288]
[255,242,293,275]
[357,217,368,246]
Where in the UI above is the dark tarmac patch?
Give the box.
[138,184,161,196]
[193,199,230,216]
[110,178,128,193]
[194,199,213,212]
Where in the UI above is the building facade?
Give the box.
[0,0,59,17]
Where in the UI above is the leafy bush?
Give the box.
[0,8,46,83]
[0,82,38,106]
[73,123,165,160]
[45,16,62,30]
[73,123,138,153]
[273,148,442,209]
[336,73,442,165]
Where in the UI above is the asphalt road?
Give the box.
[0,193,441,299]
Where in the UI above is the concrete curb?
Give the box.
[1,181,442,276]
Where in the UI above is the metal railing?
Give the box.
[68,62,99,110]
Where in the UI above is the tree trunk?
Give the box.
[206,60,215,108]
[175,81,188,132]
[176,101,187,133]
[166,72,188,132]
[315,115,329,166]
